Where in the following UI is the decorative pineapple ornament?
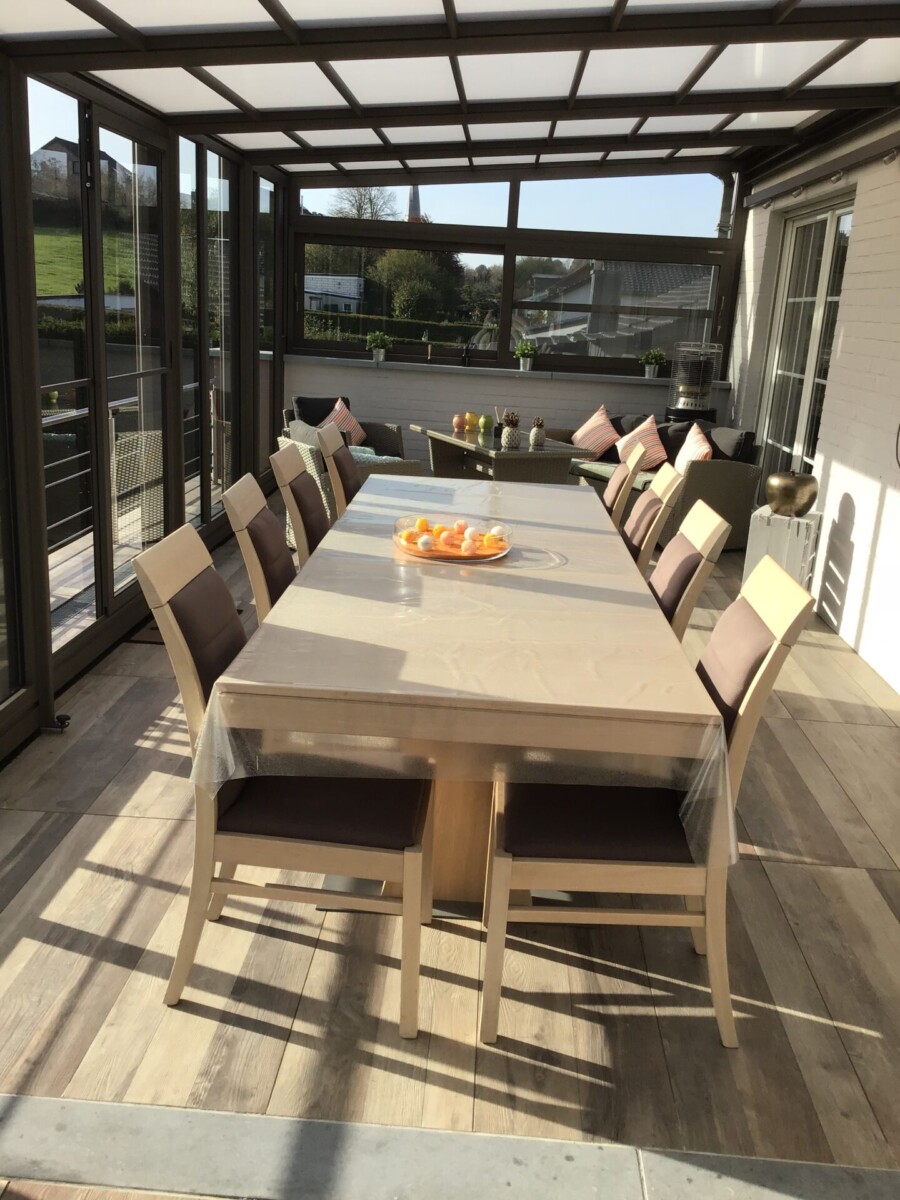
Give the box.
[529,415,546,449]
[501,410,521,450]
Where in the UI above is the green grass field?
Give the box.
[34,227,136,297]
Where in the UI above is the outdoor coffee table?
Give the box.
[409,424,592,484]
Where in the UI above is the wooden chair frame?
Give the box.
[633,462,685,576]
[270,441,315,567]
[134,524,435,1038]
[317,421,355,518]
[479,555,814,1050]
[661,500,732,642]
[222,473,290,623]
[608,443,648,530]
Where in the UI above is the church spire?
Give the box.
[406,183,421,222]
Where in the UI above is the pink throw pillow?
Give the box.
[674,423,713,475]
[319,397,366,447]
[571,406,619,459]
[615,415,667,471]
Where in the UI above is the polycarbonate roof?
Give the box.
[3,0,898,186]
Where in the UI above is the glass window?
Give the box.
[179,138,201,526]
[302,242,503,355]
[512,255,716,360]
[518,175,725,238]
[208,151,237,512]
[0,263,19,702]
[299,181,509,226]
[257,178,276,473]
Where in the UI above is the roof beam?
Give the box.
[9,7,900,70]
[167,85,898,134]
[63,0,145,49]
[255,0,303,44]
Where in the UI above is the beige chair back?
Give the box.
[269,441,331,568]
[223,473,296,622]
[316,422,362,518]
[602,442,646,530]
[622,462,684,575]
[699,554,813,799]
[134,524,247,752]
[648,500,731,641]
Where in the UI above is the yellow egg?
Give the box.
[415,517,430,533]
[432,524,447,538]
[483,533,498,548]
[400,529,417,544]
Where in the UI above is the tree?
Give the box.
[368,248,462,321]
[328,186,400,221]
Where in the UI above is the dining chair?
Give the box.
[621,462,684,576]
[648,500,732,641]
[223,473,296,623]
[317,421,362,518]
[479,554,813,1049]
[600,442,647,530]
[269,441,331,569]
[134,524,434,1038]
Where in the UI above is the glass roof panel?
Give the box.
[694,40,842,91]
[333,57,459,105]
[641,113,731,133]
[628,0,776,9]
[605,149,673,159]
[283,163,338,172]
[207,63,350,110]
[726,110,820,130]
[809,39,900,88]
[473,155,537,165]
[580,45,713,97]
[221,132,299,150]
[407,158,471,167]
[540,151,608,163]
[554,117,636,137]
[284,1,446,24]
[676,146,737,156]
[461,52,582,101]
[101,1,275,33]
[337,160,405,171]
[382,125,467,143]
[90,68,238,114]
[470,122,552,141]
[456,1,613,17]
[0,1,112,38]
[302,128,384,147]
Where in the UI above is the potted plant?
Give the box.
[367,331,392,363]
[513,340,537,371]
[640,347,667,378]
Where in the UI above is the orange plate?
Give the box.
[393,529,510,563]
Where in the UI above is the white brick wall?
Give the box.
[734,118,900,692]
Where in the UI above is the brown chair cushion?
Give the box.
[289,472,330,553]
[502,783,692,862]
[217,773,428,850]
[648,532,703,623]
[246,507,297,608]
[697,596,775,736]
[334,443,362,505]
[601,461,629,514]
[622,490,662,561]
[169,567,247,701]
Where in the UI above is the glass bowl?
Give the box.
[393,515,512,562]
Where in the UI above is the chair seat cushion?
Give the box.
[502,783,692,862]
[218,774,428,850]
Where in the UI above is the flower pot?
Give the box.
[529,427,546,449]
[519,358,533,371]
[765,471,819,518]
[643,364,659,378]
[372,348,386,363]
[501,426,521,450]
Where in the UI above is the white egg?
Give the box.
[464,526,483,541]
[490,525,506,538]
[461,538,477,555]
[417,534,434,551]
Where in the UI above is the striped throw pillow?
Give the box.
[674,422,713,474]
[615,414,667,471]
[571,406,619,459]
[319,397,367,447]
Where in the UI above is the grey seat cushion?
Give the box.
[502,783,691,862]
[217,773,428,850]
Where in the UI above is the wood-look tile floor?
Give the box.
[0,543,898,1169]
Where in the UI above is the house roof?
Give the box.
[4,2,899,187]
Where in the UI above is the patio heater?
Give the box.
[666,341,722,423]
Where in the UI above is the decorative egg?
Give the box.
[400,529,417,544]
[439,530,455,548]
[432,523,447,538]
[415,517,430,533]
[454,519,468,535]
[483,533,498,549]
[461,538,477,555]
[464,526,483,541]
[417,534,434,551]
[490,525,506,538]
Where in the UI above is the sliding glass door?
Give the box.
[759,205,853,481]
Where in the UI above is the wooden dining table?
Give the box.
[193,474,729,905]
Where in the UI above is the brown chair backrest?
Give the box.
[602,442,646,529]
[317,421,362,517]
[648,500,731,641]
[698,554,813,800]
[223,474,296,621]
[269,441,331,567]
[621,462,684,575]
[134,524,247,751]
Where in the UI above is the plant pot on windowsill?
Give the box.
[371,348,386,363]
[514,341,537,372]
[640,349,666,379]
[519,357,533,371]
[644,364,659,378]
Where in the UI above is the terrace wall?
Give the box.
[733,116,900,692]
